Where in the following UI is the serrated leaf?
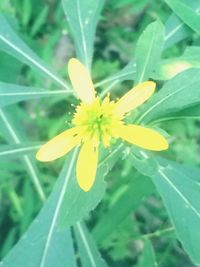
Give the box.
[150,157,200,265]
[138,69,200,124]
[164,0,200,34]
[0,15,70,90]
[0,83,73,107]
[74,222,108,267]
[58,144,124,228]
[130,150,158,177]
[62,0,105,69]
[135,20,165,84]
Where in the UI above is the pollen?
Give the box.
[72,95,123,147]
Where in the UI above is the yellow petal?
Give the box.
[116,124,168,151]
[76,140,98,192]
[68,58,95,103]
[36,127,81,162]
[115,81,156,117]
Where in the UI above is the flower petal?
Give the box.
[36,127,81,162]
[115,81,156,116]
[116,124,168,151]
[76,140,98,192]
[68,58,95,103]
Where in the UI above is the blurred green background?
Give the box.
[0,0,199,266]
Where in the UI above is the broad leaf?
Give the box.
[135,20,165,84]
[62,0,105,69]
[150,158,200,265]
[74,222,108,267]
[0,15,70,90]
[164,0,200,34]
[0,83,73,107]
[137,69,200,124]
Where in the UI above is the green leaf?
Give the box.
[153,46,200,80]
[164,0,200,34]
[138,69,200,124]
[1,153,78,267]
[62,0,105,69]
[150,157,200,265]
[92,173,155,244]
[135,20,165,84]
[163,104,200,121]
[1,144,123,266]
[0,143,41,158]
[164,0,200,48]
[74,222,108,267]
[0,108,45,202]
[58,144,124,228]
[0,82,73,107]
[130,149,158,177]
[137,239,157,267]
[99,60,136,97]
[0,15,70,90]
[95,60,136,88]
[30,5,49,37]
[164,13,191,48]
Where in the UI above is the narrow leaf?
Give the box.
[164,0,200,34]
[0,143,41,158]
[151,158,200,265]
[0,15,70,90]
[165,13,191,48]
[58,144,124,228]
[153,46,200,80]
[0,83,73,107]
[95,60,136,88]
[164,0,200,48]
[0,152,78,267]
[92,173,155,244]
[62,0,105,69]
[1,144,124,266]
[137,239,157,267]
[138,69,200,124]
[0,108,45,202]
[74,222,108,267]
[135,20,165,84]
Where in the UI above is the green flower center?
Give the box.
[72,97,123,146]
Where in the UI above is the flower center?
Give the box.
[72,96,123,146]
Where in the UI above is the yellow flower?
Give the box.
[36,58,169,192]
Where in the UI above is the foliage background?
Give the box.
[0,0,200,266]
